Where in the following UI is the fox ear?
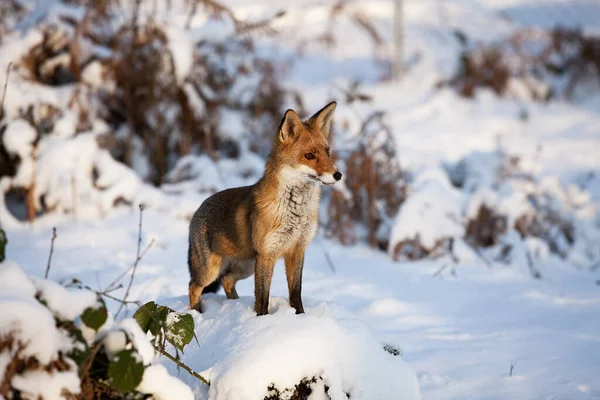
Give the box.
[278,109,302,143]
[307,101,337,139]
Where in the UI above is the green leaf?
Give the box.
[133,301,157,332]
[134,302,195,351]
[81,299,108,331]
[133,301,170,337]
[165,312,194,352]
[108,348,144,393]
[0,229,7,262]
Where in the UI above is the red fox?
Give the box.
[188,102,342,315]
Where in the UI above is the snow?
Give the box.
[2,120,37,188]
[166,25,194,83]
[11,367,81,400]
[161,296,420,400]
[389,169,464,252]
[0,261,194,400]
[138,364,195,400]
[33,278,97,321]
[102,318,156,365]
[1,0,600,399]
[0,293,61,364]
[5,200,600,399]
[0,262,63,365]
[2,120,37,159]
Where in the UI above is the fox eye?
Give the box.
[304,152,315,160]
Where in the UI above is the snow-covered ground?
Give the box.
[3,0,600,399]
[6,207,600,399]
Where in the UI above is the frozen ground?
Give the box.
[3,0,600,398]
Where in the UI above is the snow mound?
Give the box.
[389,169,464,256]
[163,296,421,400]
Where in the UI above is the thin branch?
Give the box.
[317,238,337,273]
[0,62,11,120]
[464,240,491,268]
[322,246,337,273]
[45,227,57,279]
[79,341,103,380]
[432,263,448,277]
[103,283,124,295]
[0,62,12,229]
[115,204,146,318]
[526,249,542,279]
[105,239,155,292]
[509,360,519,377]
[154,345,210,386]
[102,292,142,306]
[447,238,459,263]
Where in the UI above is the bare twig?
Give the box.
[432,263,448,278]
[0,62,12,228]
[102,292,142,306]
[115,204,147,318]
[154,345,210,386]
[509,360,519,377]
[317,238,337,273]
[71,174,77,220]
[103,283,123,294]
[105,239,155,293]
[45,227,57,279]
[526,249,542,279]
[466,240,491,268]
[322,247,337,273]
[79,341,103,380]
[447,238,459,263]
[0,62,11,121]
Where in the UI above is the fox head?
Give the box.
[272,101,342,186]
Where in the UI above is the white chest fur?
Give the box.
[265,168,320,254]
[278,180,319,230]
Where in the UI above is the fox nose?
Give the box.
[333,171,342,181]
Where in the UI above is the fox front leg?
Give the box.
[284,248,305,314]
[254,254,276,316]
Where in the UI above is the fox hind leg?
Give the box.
[188,243,222,312]
[221,260,254,300]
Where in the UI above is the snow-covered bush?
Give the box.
[387,149,600,266]
[457,150,599,264]
[0,118,167,221]
[326,99,408,249]
[0,261,195,399]
[0,0,289,221]
[388,169,463,261]
[163,152,264,197]
[0,260,423,400]
[161,295,422,400]
[441,27,600,101]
